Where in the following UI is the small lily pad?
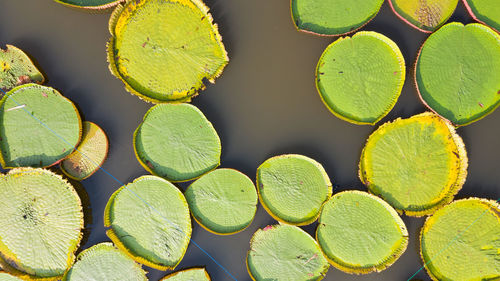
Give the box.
[388,0,458,32]
[0,168,83,279]
[316,31,405,125]
[104,175,191,270]
[0,272,21,281]
[107,0,229,103]
[415,22,500,126]
[420,198,500,280]
[291,0,384,36]
[359,112,468,216]
[257,154,332,225]
[0,45,44,92]
[134,103,221,182]
[0,84,82,168]
[316,191,408,274]
[464,0,500,33]
[61,121,109,181]
[160,268,210,281]
[54,0,124,10]
[185,169,258,235]
[63,243,147,281]
[247,224,329,281]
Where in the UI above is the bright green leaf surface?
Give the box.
[0,272,21,281]
[464,0,500,32]
[0,45,44,91]
[388,0,458,32]
[160,268,210,281]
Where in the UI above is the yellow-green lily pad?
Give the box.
[464,0,500,33]
[0,45,44,92]
[160,268,210,281]
[388,0,458,32]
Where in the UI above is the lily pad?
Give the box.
[185,169,258,235]
[247,224,329,281]
[0,84,82,168]
[316,31,405,125]
[54,0,124,10]
[359,112,468,216]
[464,0,500,33]
[256,154,332,225]
[0,168,83,279]
[160,268,210,281]
[63,243,147,281]
[0,45,44,92]
[107,0,229,103]
[134,103,221,182]
[291,0,384,36]
[316,190,408,274]
[388,0,458,32]
[104,175,191,270]
[61,121,109,181]
[0,272,21,281]
[415,22,500,126]
[420,198,500,280]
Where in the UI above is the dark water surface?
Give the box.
[1,0,499,280]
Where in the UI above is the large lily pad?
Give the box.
[61,121,109,181]
[247,224,329,281]
[316,191,408,274]
[0,84,82,168]
[420,198,500,280]
[316,31,405,125]
[107,0,229,103]
[160,268,210,281]
[388,0,458,32]
[134,103,221,182]
[185,169,258,235]
[54,0,124,10]
[104,175,191,270]
[0,168,83,280]
[463,0,500,33]
[63,243,147,281]
[256,154,332,225]
[0,45,44,92]
[415,22,500,126]
[291,0,384,36]
[359,112,468,216]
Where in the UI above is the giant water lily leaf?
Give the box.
[316,191,408,274]
[107,0,228,103]
[160,268,210,281]
[420,198,500,280]
[388,0,458,32]
[104,175,191,270]
[0,84,82,168]
[0,45,44,92]
[415,22,500,126]
[291,0,384,36]
[316,31,405,125]
[0,168,83,280]
[54,0,124,10]
[463,0,500,33]
[359,112,468,216]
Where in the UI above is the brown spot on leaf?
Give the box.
[42,92,48,98]
[16,75,31,85]
[478,102,484,108]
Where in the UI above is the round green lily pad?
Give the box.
[420,198,500,281]
[0,83,82,169]
[107,0,229,103]
[185,169,258,235]
[359,112,468,216]
[0,168,83,279]
[160,268,210,281]
[316,190,408,274]
[0,45,44,92]
[316,31,405,125]
[415,22,500,126]
[64,243,147,281]
[61,121,109,181]
[291,0,384,36]
[104,175,192,270]
[388,0,458,32]
[247,224,329,281]
[464,0,500,33]
[0,272,21,281]
[54,0,124,10]
[134,103,221,182]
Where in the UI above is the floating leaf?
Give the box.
[54,0,125,10]
[316,31,405,125]
[291,0,384,36]
[134,103,221,182]
[316,191,408,274]
[359,112,468,216]
[185,169,258,235]
[63,243,147,281]
[104,175,191,270]
[0,45,44,92]
[61,121,109,181]
[0,272,21,281]
[420,198,500,280]
[160,268,210,281]
[107,0,229,103]
[247,224,329,281]
[388,0,458,32]
[0,168,83,280]
[415,22,500,126]
[463,0,500,33]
